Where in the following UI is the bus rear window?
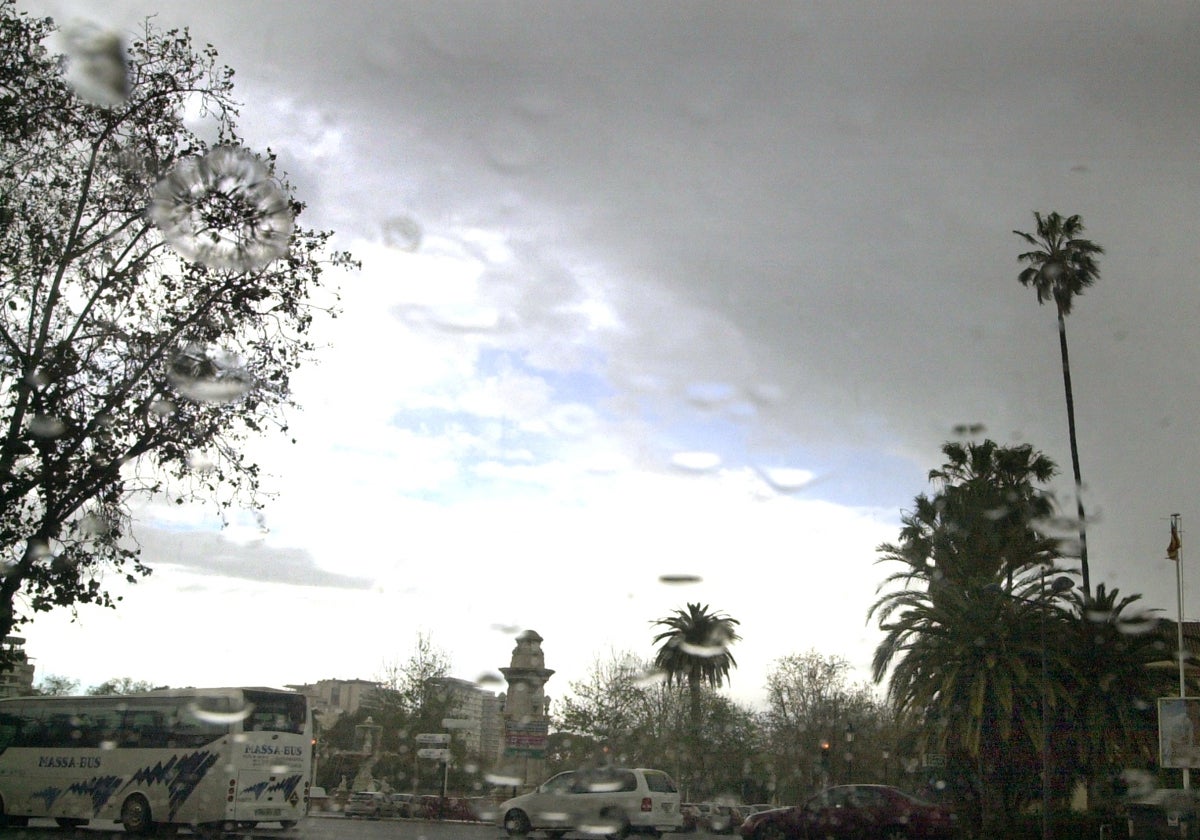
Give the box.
[242,690,306,734]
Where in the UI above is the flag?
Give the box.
[1168,524,1182,561]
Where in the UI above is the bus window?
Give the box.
[0,711,22,749]
[122,706,170,748]
[242,690,306,734]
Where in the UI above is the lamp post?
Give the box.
[844,722,855,784]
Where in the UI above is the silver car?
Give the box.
[499,767,682,838]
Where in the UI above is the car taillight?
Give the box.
[641,797,652,812]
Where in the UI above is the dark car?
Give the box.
[736,785,955,840]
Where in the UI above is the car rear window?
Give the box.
[643,771,678,793]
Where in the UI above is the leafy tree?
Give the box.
[553,648,760,801]
[1014,211,1104,596]
[86,676,157,694]
[34,673,78,695]
[0,1,356,665]
[762,651,892,802]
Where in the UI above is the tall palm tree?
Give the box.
[652,603,740,795]
[652,602,741,718]
[870,440,1069,835]
[1014,211,1105,597]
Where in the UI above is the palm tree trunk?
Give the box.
[688,675,701,799]
[1057,307,1090,597]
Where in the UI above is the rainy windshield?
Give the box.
[2,2,1196,836]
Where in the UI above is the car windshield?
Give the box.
[6,4,1190,837]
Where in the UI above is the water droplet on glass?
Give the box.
[382,215,423,252]
[187,451,217,473]
[758,467,816,492]
[24,369,50,388]
[482,117,541,171]
[659,574,702,585]
[148,146,294,272]
[486,773,524,787]
[61,20,127,107]
[167,344,255,403]
[28,414,67,438]
[78,513,113,537]
[677,641,731,659]
[149,399,176,417]
[672,451,721,472]
[188,700,252,725]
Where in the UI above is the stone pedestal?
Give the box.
[499,630,555,790]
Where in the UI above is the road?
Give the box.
[3,815,730,840]
[5,815,502,840]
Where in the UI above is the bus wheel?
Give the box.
[0,798,29,828]
[56,817,90,828]
[280,821,298,829]
[121,794,153,835]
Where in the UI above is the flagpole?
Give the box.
[1172,513,1189,790]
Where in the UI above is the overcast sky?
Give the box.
[14,0,1200,710]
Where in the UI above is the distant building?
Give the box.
[429,676,502,760]
[0,636,35,698]
[288,678,380,727]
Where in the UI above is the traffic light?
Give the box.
[819,740,831,768]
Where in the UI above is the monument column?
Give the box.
[499,630,555,790]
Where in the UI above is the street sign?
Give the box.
[416,733,451,745]
[442,718,473,729]
[417,747,450,760]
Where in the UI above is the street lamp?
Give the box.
[844,722,855,784]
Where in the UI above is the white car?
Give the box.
[499,767,682,838]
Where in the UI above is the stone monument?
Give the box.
[499,629,555,789]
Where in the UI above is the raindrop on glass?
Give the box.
[671,451,721,472]
[27,414,67,439]
[148,146,294,272]
[659,574,702,585]
[382,215,423,252]
[167,344,255,403]
[61,20,127,107]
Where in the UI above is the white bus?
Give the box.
[0,686,312,833]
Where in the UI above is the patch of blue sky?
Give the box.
[389,407,561,503]
[752,446,927,512]
[651,400,925,512]
[475,346,614,406]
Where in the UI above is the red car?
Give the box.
[736,785,955,840]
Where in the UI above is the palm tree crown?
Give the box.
[651,602,741,691]
[1014,211,1104,317]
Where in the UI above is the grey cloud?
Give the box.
[131,527,374,591]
